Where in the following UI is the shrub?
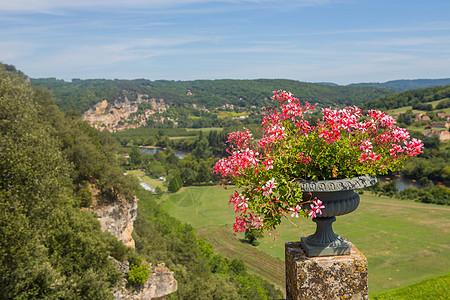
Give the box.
[128,257,151,285]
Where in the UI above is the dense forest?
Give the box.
[0,63,132,298]
[31,77,396,113]
[362,85,450,110]
[349,78,450,91]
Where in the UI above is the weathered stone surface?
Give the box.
[95,199,138,248]
[81,97,169,132]
[286,241,368,300]
[112,261,178,300]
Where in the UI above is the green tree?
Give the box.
[168,174,183,193]
[245,229,264,246]
[0,67,121,298]
[130,145,143,167]
[193,138,211,160]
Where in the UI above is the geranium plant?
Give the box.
[214,91,423,235]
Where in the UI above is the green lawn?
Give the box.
[127,169,167,191]
[371,273,450,300]
[387,98,450,117]
[160,185,450,295]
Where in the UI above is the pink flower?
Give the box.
[263,156,274,171]
[213,148,259,178]
[229,192,249,213]
[404,138,424,157]
[308,199,325,218]
[251,216,264,229]
[289,205,302,218]
[227,128,253,150]
[359,140,373,152]
[263,178,277,197]
[233,216,249,233]
[298,152,312,164]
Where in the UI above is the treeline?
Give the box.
[0,63,138,298]
[400,134,450,183]
[113,127,198,145]
[133,188,283,299]
[31,77,396,113]
[349,78,450,92]
[362,85,450,110]
[365,181,449,206]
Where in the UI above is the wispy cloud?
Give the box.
[34,36,205,69]
[0,0,329,14]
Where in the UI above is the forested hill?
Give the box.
[31,77,395,113]
[0,63,140,298]
[362,85,450,110]
[349,78,450,92]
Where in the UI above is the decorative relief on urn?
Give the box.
[297,175,377,257]
[296,175,377,192]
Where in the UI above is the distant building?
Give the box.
[425,130,450,141]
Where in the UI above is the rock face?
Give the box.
[95,199,138,248]
[81,95,169,132]
[113,261,178,300]
[285,240,368,300]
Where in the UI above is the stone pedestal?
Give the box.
[285,241,368,300]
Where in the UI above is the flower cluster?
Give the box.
[214,91,423,234]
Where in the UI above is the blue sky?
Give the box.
[1,0,449,84]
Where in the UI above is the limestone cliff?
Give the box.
[95,199,138,248]
[81,95,169,132]
[113,261,178,300]
[94,194,177,299]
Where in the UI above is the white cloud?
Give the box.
[31,36,204,71]
[0,0,328,13]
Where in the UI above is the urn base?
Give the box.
[300,236,350,257]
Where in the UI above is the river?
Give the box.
[377,175,449,192]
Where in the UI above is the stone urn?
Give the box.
[296,175,377,257]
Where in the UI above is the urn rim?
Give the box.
[295,175,377,192]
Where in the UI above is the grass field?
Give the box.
[160,185,450,296]
[127,169,167,191]
[387,98,450,117]
[371,273,450,300]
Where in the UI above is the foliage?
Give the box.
[214,91,423,234]
[436,98,450,109]
[168,174,183,193]
[400,134,449,182]
[244,229,263,246]
[399,185,450,205]
[31,77,396,114]
[133,188,283,299]
[129,145,143,167]
[371,273,450,300]
[127,257,151,285]
[362,85,450,111]
[349,78,450,91]
[0,64,124,299]
[76,181,94,207]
